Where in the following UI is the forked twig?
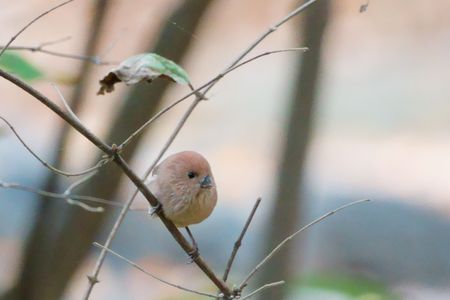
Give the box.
[84,92,203,298]
[119,48,308,150]
[51,82,82,124]
[0,0,323,298]
[0,180,144,210]
[0,116,110,177]
[222,198,261,282]
[63,171,103,212]
[0,0,75,57]
[86,0,321,298]
[1,45,114,65]
[238,199,371,290]
[1,35,115,65]
[93,243,217,298]
[240,281,285,300]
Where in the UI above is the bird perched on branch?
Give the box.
[148,151,217,259]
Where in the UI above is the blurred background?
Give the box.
[1,0,450,299]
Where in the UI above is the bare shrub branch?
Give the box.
[0,116,110,177]
[51,82,83,124]
[1,35,116,65]
[0,0,324,299]
[0,0,75,57]
[240,281,285,300]
[63,171,104,212]
[222,198,261,282]
[238,199,371,290]
[85,92,203,298]
[93,243,217,298]
[119,48,308,150]
[0,180,141,210]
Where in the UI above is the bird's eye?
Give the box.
[187,171,197,179]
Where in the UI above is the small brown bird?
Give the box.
[148,151,217,257]
[149,151,217,260]
[148,150,217,226]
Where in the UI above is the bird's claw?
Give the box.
[187,247,199,264]
[148,202,162,216]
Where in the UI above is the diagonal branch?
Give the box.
[0,0,75,57]
[93,243,217,298]
[0,62,232,300]
[238,199,371,291]
[63,171,104,212]
[84,96,204,299]
[1,0,323,298]
[0,115,110,177]
[0,180,144,210]
[119,48,308,150]
[222,198,261,282]
[240,281,285,300]
[0,69,112,154]
[1,45,115,65]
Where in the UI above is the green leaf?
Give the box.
[0,52,43,81]
[97,53,190,95]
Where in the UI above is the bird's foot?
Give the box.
[148,202,162,216]
[187,247,199,264]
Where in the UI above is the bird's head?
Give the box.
[156,151,216,197]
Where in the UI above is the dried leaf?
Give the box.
[97,53,189,95]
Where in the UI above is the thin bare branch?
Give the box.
[85,97,203,298]
[63,171,104,212]
[65,199,104,213]
[0,180,142,210]
[0,0,323,298]
[93,243,217,298]
[238,199,371,290]
[1,45,115,65]
[0,69,113,154]
[38,36,72,47]
[240,281,285,300]
[119,48,307,150]
[51,82,82,124]
[0,66,231,297]
[0,115,110,177]
[229,0,318,67]
[226,48,308,74]
[0,0,75,58]
[222,198,261,282]
[87,0,321,297]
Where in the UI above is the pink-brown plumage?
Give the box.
[148,151,217,227]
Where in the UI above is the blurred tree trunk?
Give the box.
[2,2,212,300]
[2,1,110,300]
[257,1,330,299]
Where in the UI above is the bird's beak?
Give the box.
[200,175,213,189]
